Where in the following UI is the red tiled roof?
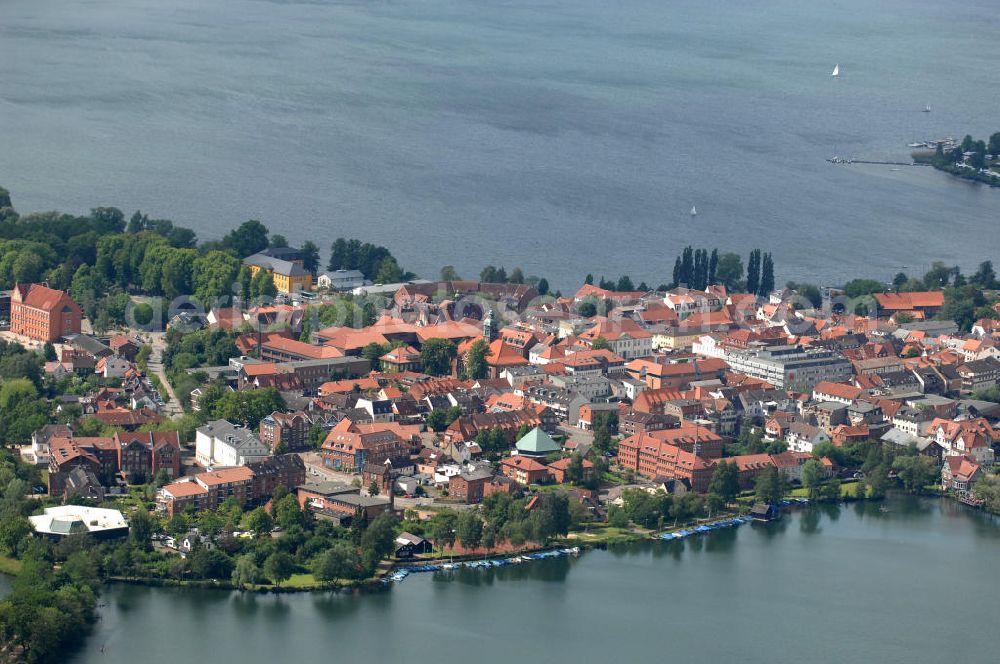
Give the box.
[242,363,278,377]
[15,283,76,311]
[813,381,863,401]
[873,292,945,311]
[548,457,593,471]
[486,339,529,367]
[501,456,549,472]
[162,481,209,498]
[318,377,381,395]
[196,466,254,486]
[264,336,343,359]
[416,322,482,342]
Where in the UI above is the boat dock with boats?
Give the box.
[828,137,958,168]
[386,547,581,584]
[827,156,929,167]
[657,498,810,541]
[387,499,814,583]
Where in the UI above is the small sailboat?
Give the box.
[690,205,697,217]
[831,64,839,78]
[922,104,931,113]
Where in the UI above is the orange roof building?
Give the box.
[10,283,82,342]
[873,292,944,315]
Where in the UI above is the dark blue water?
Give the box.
[64,497,1000,663]
[2,0,998,289]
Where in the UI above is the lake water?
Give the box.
[2,0,999,290]
[63,497,999,664]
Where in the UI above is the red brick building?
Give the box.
[47,437,116,494]
[500,456,551,485]
[48,433,179,493]
[320,419,410,472]
[202,466,253,505]
[728,454,777,490]
[630,423,724,459]
[259,411,312,452]
[249,454,306,500]
[296,481,392,522]
[115,431,181,483]
[547,456,594,484]
[10,283,82,342]
[158,457,305,516]
[443,408,550,444]
[617,433,715,492]
[449,468,493,503]
[159,467,254,516]
[619,410,677,438]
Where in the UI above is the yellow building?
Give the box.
[243,252,313,293]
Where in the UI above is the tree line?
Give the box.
[671,246,774,297]
[474,265,550,296]
[424,491,574,551]
[0,187,415,318]
[839,260,999,330]
[327,237,409,284]
[580,246,775,296]
[928,132,1000,172]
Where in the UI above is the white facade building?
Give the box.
[317,269,371,291]
[195,420,270,467]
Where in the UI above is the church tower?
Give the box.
[483,308,498,342]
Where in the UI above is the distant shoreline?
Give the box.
[912,150,1000,188]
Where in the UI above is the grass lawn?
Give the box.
[280,573,321,589]
[601,471,628,484]
[564,526,643,545]
[790,482,863,499]
[266,572,378,590]
[0,554,23,575]
[532,482,575,493]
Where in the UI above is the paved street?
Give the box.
[146,331,184,418]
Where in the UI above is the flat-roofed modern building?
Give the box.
[29,505,129,540]
[724,344,853,390]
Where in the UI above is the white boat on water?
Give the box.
[922,105,931,113]
[831,64,839,77]
[690,205,697,217]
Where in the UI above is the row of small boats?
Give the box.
[658,498,809,541]
[387,547,581,583]
[659,516,753,541]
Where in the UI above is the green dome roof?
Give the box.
[515,427,560,455]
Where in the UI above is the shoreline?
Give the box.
[912,150,1000,187]
[60,494,1000,664]
[5,492,992,591]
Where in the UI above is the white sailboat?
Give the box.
[690,205,697,217]
[831,64,839,78]
[922,104,931,113]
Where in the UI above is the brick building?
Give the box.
[619,410,678,438]
[48,433,179,493]
[114,431,181,483]
[547,456,595,484]
[158,467,255,516]
[320,419,410,472]
[296,481,392,523]
[499,456,551,485]
[443,408,552,445]
[617,433,716,492]
[259,411,312,452]
[449,468,493,503]
[48,437,116,494]
[10,283,82,342]
[248,454,306,500]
